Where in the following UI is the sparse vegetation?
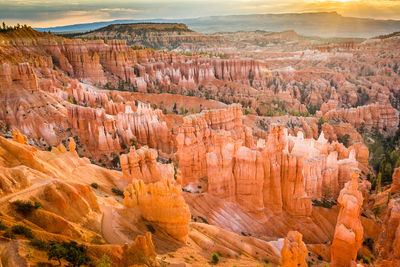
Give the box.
[110,152,120,168]
[30,239,49,251]
[130,138,138,149]
[91,183,99,189]
[0,22,31,33]
[338,133,350,148]
[3,229,15,239]
[97,254,112,267]
[364,126,400,188]
[48,241,91,267]
[12,200,42,216]
[212,252,220,264]
[11,224,34,239]
[363,237,374,250]
[312,198,337,209]
[0,220,7,230]
[112,188,124,197]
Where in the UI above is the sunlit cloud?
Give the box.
[99,8,140,13]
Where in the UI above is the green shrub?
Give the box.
[110,152,120,167]
[11,224,34,239]
[48,241,90,267]
[30,239,49,251]
[97,254,112,267]
[312,198,337,209]
[91,183,99,189]
[12,200,41,216]
[111,188,124,197]
[0,220,7,230]
[3,229,15,239]
[362,255,371,264]
[212,252,220,264]
[338,134,351,148]
[373,204,382,216]
[363,237,374,250]
[48,242,67,266]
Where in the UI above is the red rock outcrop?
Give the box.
[175,104,252,186]
[376,198,400,266]
[323,103,399,135]
[123,178,191,242]
[120,146,175,184]
[121,232,157,266]
[67,101,172,156]
[331,170,364,267]
[281,231,308,267]
[391,167,400,194]
[178,110,361,216]
[12,129,28,144]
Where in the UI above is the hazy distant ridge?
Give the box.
[36,12,400,38]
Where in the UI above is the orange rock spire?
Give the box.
[330,169,364,267]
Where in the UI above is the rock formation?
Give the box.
[177,111,360,216]
[376,198,400,266]
[391,167,400,194]
[123,179,191,242]
[121,232,157,266]
[12,129,28,144]
[281,231,308,267]
[120,146,175,184]
[67,101,172,156]
[331,170,364,267]
[323,102,399,135]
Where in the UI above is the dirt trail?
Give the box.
[101,205,131,245]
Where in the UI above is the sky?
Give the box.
[1,0,400,27]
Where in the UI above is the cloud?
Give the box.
[0,0,399,27]
[99,8,140,13]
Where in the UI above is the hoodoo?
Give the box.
[0,12,399,266]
